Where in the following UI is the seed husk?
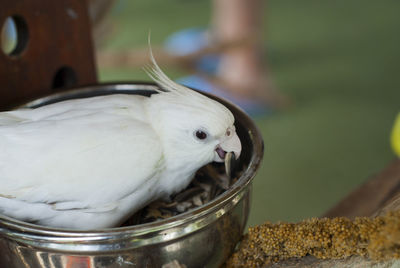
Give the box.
[121,161,243,226]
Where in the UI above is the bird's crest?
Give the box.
[144,40,210,101]
[144,38,234,129]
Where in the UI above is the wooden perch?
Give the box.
[268,256,400,268]
[324,158,400,219]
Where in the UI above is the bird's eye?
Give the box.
[226,129,231,137]
[195,130,208,140]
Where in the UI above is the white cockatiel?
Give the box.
[0,56,242,230]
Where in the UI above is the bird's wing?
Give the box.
[0,95,163,211]
[1,94,148,123]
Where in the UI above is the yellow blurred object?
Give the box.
[391,113,400,157]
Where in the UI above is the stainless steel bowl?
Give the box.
[0,83,263,268]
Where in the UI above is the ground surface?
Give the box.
[99,0,400,226]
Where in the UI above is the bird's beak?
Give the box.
[215,132,242,162]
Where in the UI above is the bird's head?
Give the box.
[144,53,242,171]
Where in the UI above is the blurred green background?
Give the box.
[99,0,400,227]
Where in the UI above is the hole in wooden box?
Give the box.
[52,66,78,90]
[1,16,29,56]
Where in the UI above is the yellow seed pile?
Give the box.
[226,210,400,267]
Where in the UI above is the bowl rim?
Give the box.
[0,82,264,244]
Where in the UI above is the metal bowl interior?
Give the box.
[0,82,263,267]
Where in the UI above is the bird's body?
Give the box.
[0,58,241,229]
[1,95,165,229]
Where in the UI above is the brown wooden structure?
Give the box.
[0,0,97,110]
